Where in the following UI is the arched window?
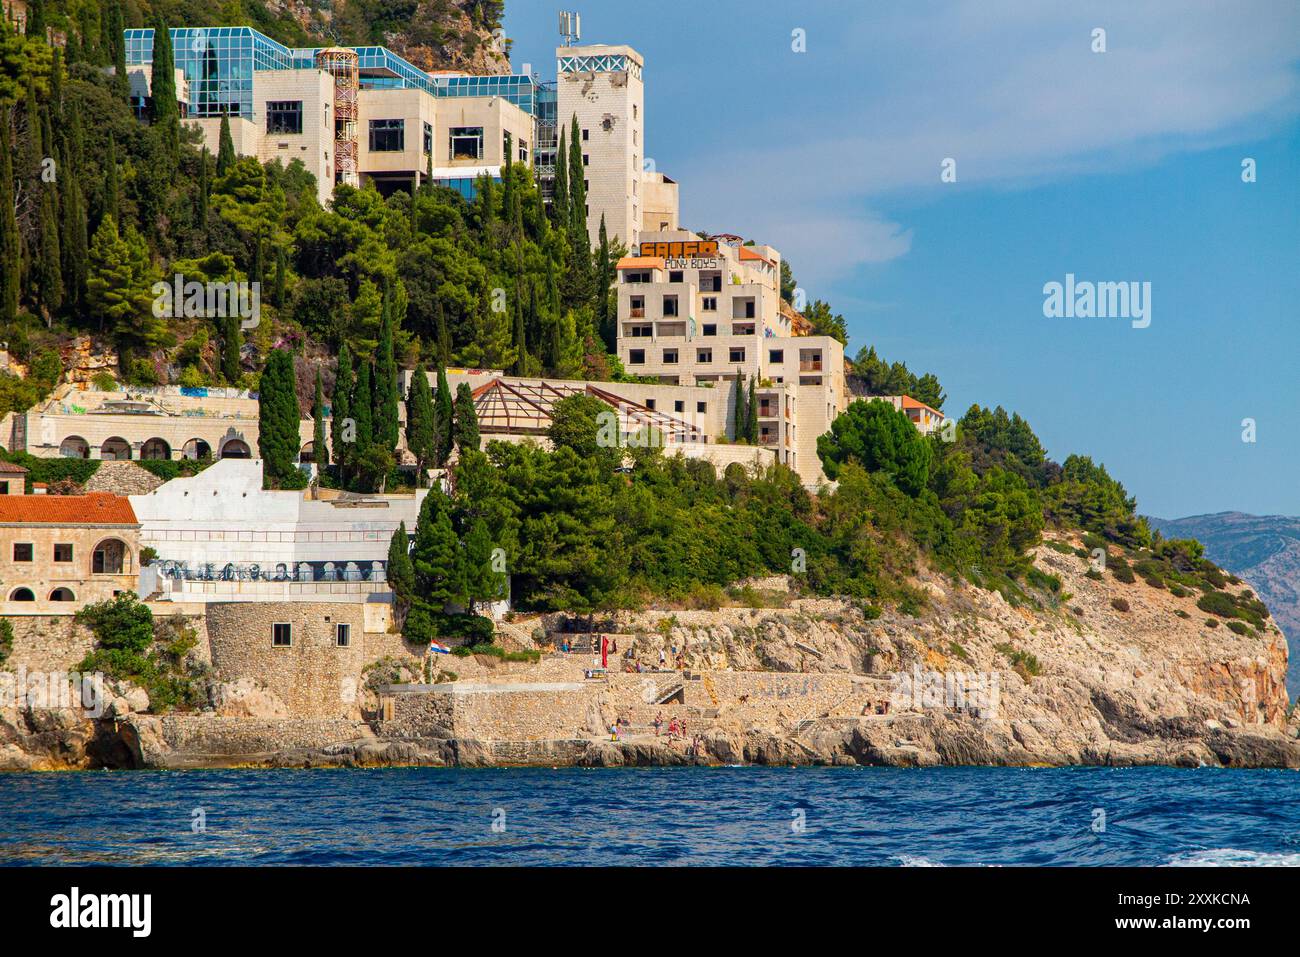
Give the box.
[220,438,251,459]
[299,442,316,464]
[100,437,131,460]
[182,438,212,460]
[9,587,35,601]
[48,587,76,602]
[59,436,90,459]
[92,538,129,575]
[141,438,171,460]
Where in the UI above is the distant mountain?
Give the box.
[1148,511,1300,695]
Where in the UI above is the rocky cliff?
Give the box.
[1150,512,1300,695]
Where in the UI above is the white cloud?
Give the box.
[671,0,1300,282]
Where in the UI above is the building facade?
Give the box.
[0,491,140,614]
[125,27,538,207]
[614,230,848,484]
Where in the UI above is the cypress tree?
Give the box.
[59,140,88,315]
[433,364,454,466]
[351,360,374,452]
[408,487,462,628]
[596,214,613,350]
[552,125,569,229]
[568,114,586,240]
[0,117,19,324]
[452,382,479,454]
[434,298,451,365]
[102,134,120,226]
[220,314,241,383]
[733,371,747,441]
[26,0,45,40]
[108,0,128,100]
[195,146,210,229]
[510,293,527,375]
[746,377,758,443]
[331,344,354,479]
[272,243,286,308]
[406,363,436,477]
[461,518,503,615]
[386,521,415,623]
[148,21,180,162]
[217,111,236,175]
[312,368,329,468]
[36,183,63,319]
[257,348,303,486]
[374,283,399,449]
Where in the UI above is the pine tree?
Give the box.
[331,344,354,479]
[148,20,180,163]
[406,363,436,476]
[217,111,236,175]
[453,382,479,454]
[461,518,504,615]
[312,368,329,468]
[0,116,18,324]
[410,487,463,615]
[257,348,303,486]
[386,521,415,624]
[433,365,454,466]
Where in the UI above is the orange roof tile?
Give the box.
[899,395,943,417]
[0,492,137,525]
[738,247,773,266]
[0,461,28,474]
[616,256,666,271]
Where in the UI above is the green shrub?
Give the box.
[860,603,883,620]
[1143,575,1165,589]
[1085,569,1104,581]
[1205,618,1219,629]
[1168,584,1188,598]
[502,649,541,663]
[948,641,971,663]
[994,642,1041,678]
[435,613,495,644]
[136,458,212,482]
[1226,620,1249,636]
[1045,541,1074,555]
[1111,565,1136,584]
[0,618,13,667]
[1111,598,1130,613]
[1175,609,1190,619]
[1197,591,1237,618]
[1026,567,1062,594]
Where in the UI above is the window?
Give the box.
[266,100,302,135]
[663,349,678,364]
[369,119,405,152]
[272,623,292,647]
[423,121,433,155]
[582,128,589,141]
[769,349,784,364]
[630,324,652,337]
[449,126,483,160]
[697,348,712,363]
[582,153,589,166]
[702,297,717,312]
[730,348,746,363]
[13,543,33,562]
[663,296,679,317]
[697,401,708,413]
[518,139,529,163]
[336,623,351,647]
[629,349,645,365]
[702,324,717,336]
[53,544,73,563]
[669,271,683,283]
[0,481,8,494]
[674,400,685,413]
[645,399,656,410]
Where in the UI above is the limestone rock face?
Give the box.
[209,679,290,719]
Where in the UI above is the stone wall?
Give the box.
[126,715,371,767]
[2,615,97,672]
[205,600,419,719]
[383,682,600,741]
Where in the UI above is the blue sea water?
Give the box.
[0,766,1298,866]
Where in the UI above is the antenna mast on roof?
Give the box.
[559,11,581,47]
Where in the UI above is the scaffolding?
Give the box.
[315,47,360,188]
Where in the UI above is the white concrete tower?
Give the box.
[555,43,645,248]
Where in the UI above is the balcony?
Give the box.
[629,307,646,318]
[799,360,823,372]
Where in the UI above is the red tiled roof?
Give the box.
[0,461,28,474]
[0,492,137,525]
[899,395,943,417]
[738,247,773,266]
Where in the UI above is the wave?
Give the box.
[1165,848,1300,867]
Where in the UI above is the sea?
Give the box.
[1,765,1298,866]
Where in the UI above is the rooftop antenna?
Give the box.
[559,11,581,47]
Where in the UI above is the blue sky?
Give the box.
[505,0,1300,519]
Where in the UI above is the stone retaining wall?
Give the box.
[383,681,601,741]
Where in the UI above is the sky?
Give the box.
[504,0,1300,520]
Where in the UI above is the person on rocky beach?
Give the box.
[653,712,663,736]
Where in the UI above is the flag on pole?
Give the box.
[428,641,452,655]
